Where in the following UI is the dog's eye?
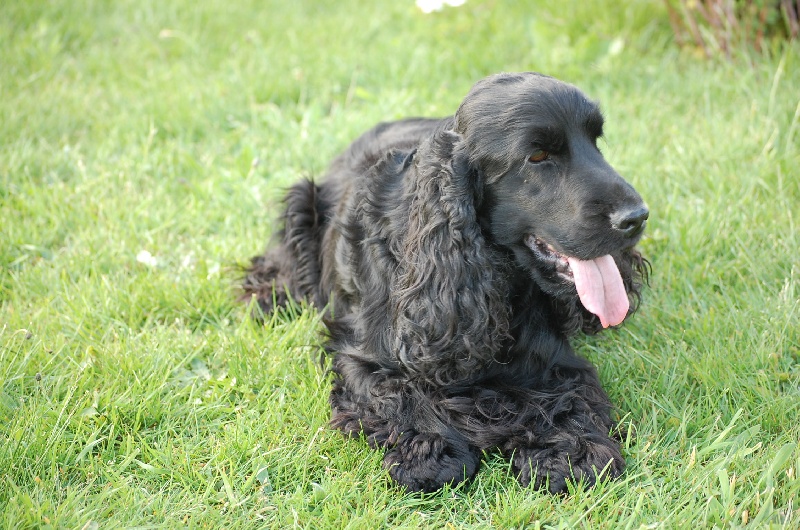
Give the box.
[528,149,550,163]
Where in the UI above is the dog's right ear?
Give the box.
[387,129,509,384]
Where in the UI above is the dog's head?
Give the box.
[454,72,648,329]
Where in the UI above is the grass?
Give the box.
[1,0,798,527]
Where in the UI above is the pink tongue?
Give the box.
[567,255,629,328]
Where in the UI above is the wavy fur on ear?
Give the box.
[387,130,509,384]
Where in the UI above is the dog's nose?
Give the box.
[611,206,649,238]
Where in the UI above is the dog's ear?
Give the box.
[389,129,508,384]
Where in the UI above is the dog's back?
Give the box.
[325,117,443,185]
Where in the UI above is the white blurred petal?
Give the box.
[416,0,444,13]
[136,250,158,267]
[417,0,466,13]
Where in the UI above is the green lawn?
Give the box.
[1,0,798,527]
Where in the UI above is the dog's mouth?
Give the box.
[524,235,629,328]
[525,235,573,280]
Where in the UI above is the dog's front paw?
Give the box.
[510,437,624,493]
[383,432,478,493]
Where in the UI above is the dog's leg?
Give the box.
[382,429,479,493]
[501,366,624,493]
[329,351,480,492]
[242,179,328,315]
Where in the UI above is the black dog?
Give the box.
[243,72,649,493]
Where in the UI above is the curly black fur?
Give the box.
[242,72,649,493]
